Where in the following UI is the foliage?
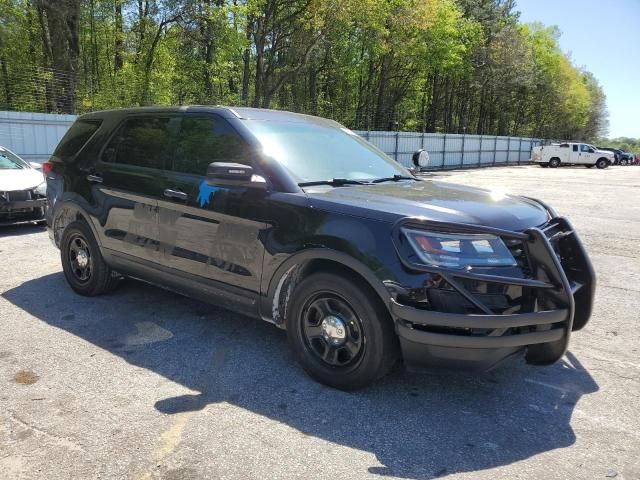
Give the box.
[0,0,608,139]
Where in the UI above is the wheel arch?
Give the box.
[51,200,100,249]
[261,249,391,329]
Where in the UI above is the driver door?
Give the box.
[579,144,595,164]
[156,113,268,305]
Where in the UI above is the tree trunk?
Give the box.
[252,19,264,108]
[0,53,11,108]
[241,18,253,105]
[374,53,390,130]
[114,0,123,71]
[36,0,81,113]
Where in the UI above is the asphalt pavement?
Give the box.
[1,165,639,479]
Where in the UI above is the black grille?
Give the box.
[7,190,32,201]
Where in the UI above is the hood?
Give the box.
[595,149,614,156]
[0,168,44,192]
[304,180,549,231]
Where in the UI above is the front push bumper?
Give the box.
[390,216,595,370]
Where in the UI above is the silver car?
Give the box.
[0,146,47,225]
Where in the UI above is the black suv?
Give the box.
[45,107,595,390]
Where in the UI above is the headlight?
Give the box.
[34,181,47,196]
[402,228,517,269]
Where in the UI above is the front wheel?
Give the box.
[286,271,399,390]
[596,158,608,169]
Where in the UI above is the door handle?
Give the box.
[87,174,103,183]
[163,189,188,201]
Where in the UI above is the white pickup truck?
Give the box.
[531,143,614,169]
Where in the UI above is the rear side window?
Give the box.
[572,145,578,152]
[102,116,178,170]
[54,120,102,161]
[172,116,249,175]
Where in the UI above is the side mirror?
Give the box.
[412,149,430,169]
[588,148,595,153]
[206,162,266,189]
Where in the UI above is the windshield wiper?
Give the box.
[298,178,368,187]
[370,174,419,183]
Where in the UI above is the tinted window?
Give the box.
[572,145,578,152]
[172,116,248,175]
[103,116,178,169]
[559,143,569,148]
[54,120,101,161]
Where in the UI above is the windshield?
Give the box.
[0,147,28,170]
[244,121,411,183]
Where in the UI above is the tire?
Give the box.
[548,157,560,168]
[595,158,608,169]
[285,271,399,390]
[60,220,120,296]
[620,159,628,166]
[526,336,566,365]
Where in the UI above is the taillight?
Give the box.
[42,160,54,175]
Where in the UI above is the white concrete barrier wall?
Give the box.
[355,131,542,169]
[0,111,541,169]
[0,111,76,163]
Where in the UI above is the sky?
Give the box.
[515,0,640,139]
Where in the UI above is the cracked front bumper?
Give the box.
[0,198,47,225]
[390,216,596,370]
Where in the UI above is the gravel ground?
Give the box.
[1,165,639,480]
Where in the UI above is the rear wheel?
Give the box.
[620,159,628,166]
[286,271,398,390]
[548,157,560,168]
[60,220,120,296]
[596,158,608,169]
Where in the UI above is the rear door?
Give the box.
[92,115,180,265]
[156,113,268,305]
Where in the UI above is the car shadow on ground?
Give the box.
[3,273,599,479]
[0,223,46,237]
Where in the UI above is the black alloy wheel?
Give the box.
[286,271,399,390]
[67,233,93,283]
[301,293,364,368]
[60,220,120,296]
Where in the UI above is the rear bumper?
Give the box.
[0,198,47,225]
[390,216,595,370]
